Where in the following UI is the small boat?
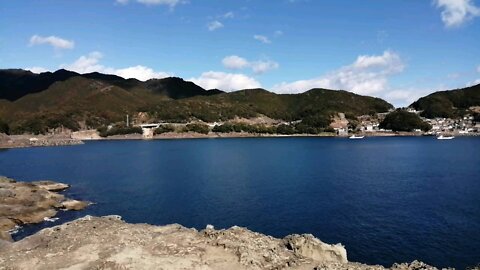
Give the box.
[437,135,455,140]
[349,135,365,139]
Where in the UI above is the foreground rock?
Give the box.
[0,216,448,270]
[0,177,89,241]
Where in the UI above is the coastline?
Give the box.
[0,177,89,241]
[1,131,479,150]
[0,215,449,270]
[0,134,83,149]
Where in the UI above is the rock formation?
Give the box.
[0,215,450,270]
[0,177,89,241]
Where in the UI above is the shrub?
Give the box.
[183,123,210,134]
[324,126,335,133]
[14,119,46,135]
[212,123,276,134]
[0,119,9,135]
[154,124,176,135]
[276,124,296,135]
[294,123,320,134]
[212,124,234,133]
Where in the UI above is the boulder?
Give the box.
[61,200,89,211]
[284,234,348,263]
[31,181,70,191]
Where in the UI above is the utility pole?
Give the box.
[126,114,129,127]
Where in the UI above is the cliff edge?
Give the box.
[0,215,448,270]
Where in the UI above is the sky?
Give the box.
[1,0,480,107]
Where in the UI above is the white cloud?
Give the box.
[221,55,279,74]
[470,79,480,85]
[383,89,429,107]
[26,67,50,74]
[207,20,224,31]
[477,65,480,73]
[63,51,105,74]
[29,35,74,50]
[189,71,261,91]
[274,30,284,37]
[222,55,249,69]
[434,0,480,27]
[62,51,172,81]
[222,11,234,19]
[253,35,271,44]
[272,50,405,96]
[113,66,172,81]
[353,50,404,73]
[116,0,182,7]
[251,60,279,74]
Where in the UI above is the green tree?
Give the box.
[380,110,431,132]
[184,123,210,134]
[276,124,296,135]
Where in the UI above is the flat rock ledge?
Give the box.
[0,177,89,242]
[0,216,451,270]
[0,134,84,149]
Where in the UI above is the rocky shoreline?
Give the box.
[0,215,450,270]
[0,177,89,242]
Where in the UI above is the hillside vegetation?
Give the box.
[0,69,394,134]
[145,88,392,124]
[410,83,480,118]
[379,110,431,132]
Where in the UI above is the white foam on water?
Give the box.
[8,225,22,235]
[43,217,59,222]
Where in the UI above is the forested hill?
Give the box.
[0,69,394,134]
[410,83,480,118]
[0,69,221,101]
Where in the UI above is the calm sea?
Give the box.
[0,137,479,268]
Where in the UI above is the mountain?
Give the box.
[144,77,221,99]
[0,99,11,118]
[0,69,221,101]
[4,77,153,133]
[410,83,480,118]
[0,69,78,101]
[0,69,394,134]
[145,88,393,123]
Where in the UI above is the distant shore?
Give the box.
[0,134,83,149]
[1,131,479,149]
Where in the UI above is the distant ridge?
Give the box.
[410,83,480,118]
[0,69,78,101]
[0,69,221,101]
[0,68,394,134]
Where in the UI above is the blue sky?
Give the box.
[1,0,480,106]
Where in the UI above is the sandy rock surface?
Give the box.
[0,176,89,241]
[0,216,449,270]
